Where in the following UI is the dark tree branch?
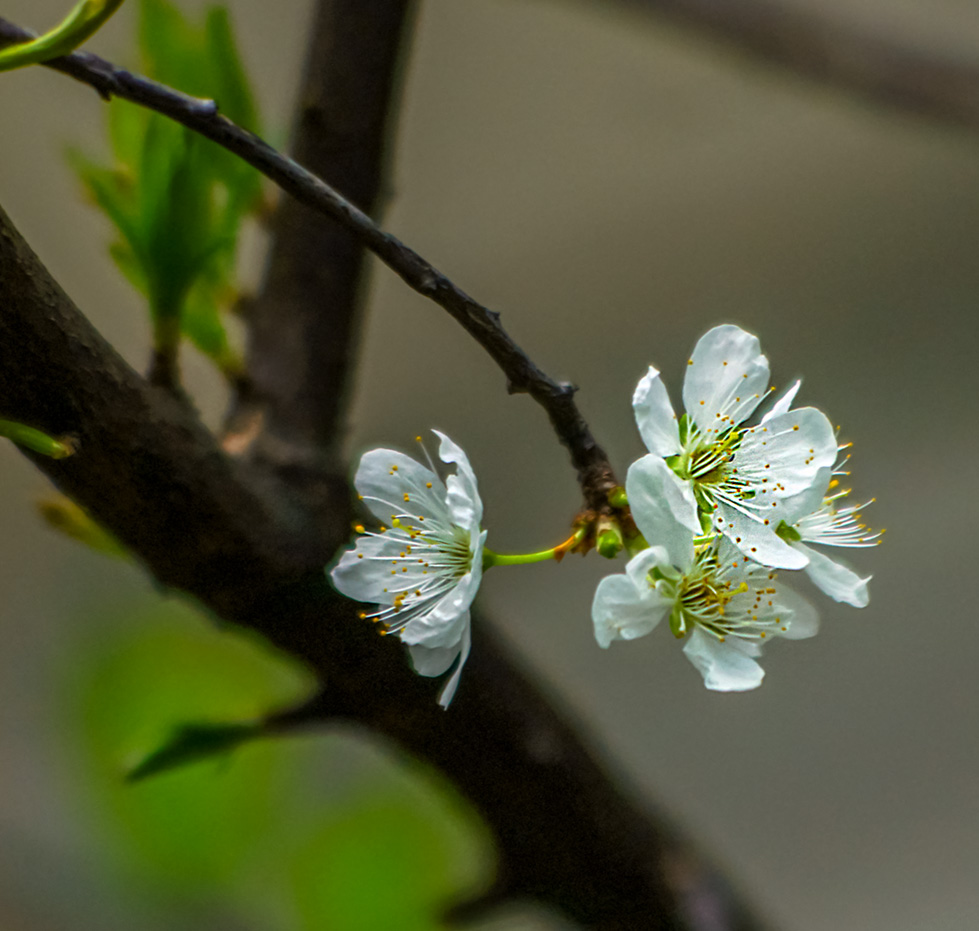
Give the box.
[0,202,769,930]
[228,0,416,491]
[0,18,617,514]
[594,0,979,128]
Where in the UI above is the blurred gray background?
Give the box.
[1,0,978,929]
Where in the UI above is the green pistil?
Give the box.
[775,520,802,542]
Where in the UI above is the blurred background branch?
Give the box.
[593,0,979,128]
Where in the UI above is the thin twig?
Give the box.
[0,18,617,513]
[598,0,979,128]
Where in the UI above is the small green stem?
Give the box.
[483,528,584,570]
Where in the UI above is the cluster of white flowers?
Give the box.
[330,325,879,705]
[593,325,879,690]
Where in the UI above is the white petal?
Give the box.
[779,467,834,525]
[592,572,669,648]
[769,581,820,639]
[436,625,471,708]
[761,379,801,423]
[683,325,770,435]
[354,448,447,523]
[626,455,699,569]
[408,637,462,677]
[401,570,478,649]
[715,503,809,570]
[632,367,681,457]
[433,430,483,529]
[682,627,765,691]
[736,408,837,500]
[330,533,406,603]
[624,545,675,590]
[795,541,870,608]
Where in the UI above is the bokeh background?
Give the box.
[1,1,978,929]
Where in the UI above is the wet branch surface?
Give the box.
[0,17,617,513]
[0,202,768,929]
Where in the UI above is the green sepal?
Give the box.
[596,522,624,559]
[0,419,73,458]
[607,486,628,509]
[126,721,260,783]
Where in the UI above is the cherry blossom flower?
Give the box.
[777,466,881,608]
[592,455,818,690]
[331,431,486,707]
[631,325,838,569]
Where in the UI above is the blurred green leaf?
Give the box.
[64,602,314,897]
[68,0,263,374]
[127,721,260,782]
[289,779,490,931]
[59,596,494,928]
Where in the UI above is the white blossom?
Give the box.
[778,466,881,608]
[592,455,818,690]
[330,431,486,707]
[632,324,838,569]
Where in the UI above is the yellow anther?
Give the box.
[354,524,365,533]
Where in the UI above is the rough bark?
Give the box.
[0,201,768,929]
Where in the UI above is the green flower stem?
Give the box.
[483,529,584,569]
[0,0,126,73]
[0,419,73,458]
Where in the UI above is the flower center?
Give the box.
[669,415,749,514]
[658,548,785,642]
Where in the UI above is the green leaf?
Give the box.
[289,781,490,931]
[62,602,316,896]
[68,0,265,374]
[127,721,260,782]
[203,7,259,131]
